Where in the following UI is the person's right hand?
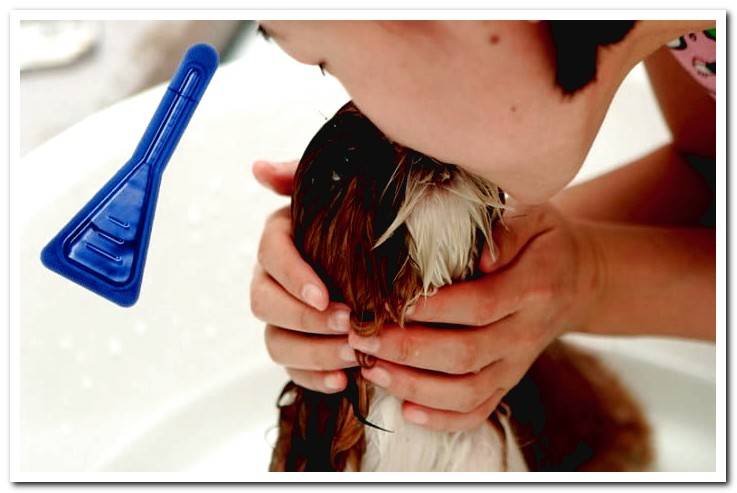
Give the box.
[250,160,357,394]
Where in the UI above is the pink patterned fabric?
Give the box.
[667,30,716,98]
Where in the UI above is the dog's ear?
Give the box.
[291,101,422,336]
[270,376,370,472]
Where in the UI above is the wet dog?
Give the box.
[269,102,651,472]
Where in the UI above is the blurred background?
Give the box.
[21,20,255,154]
[17,20,716,475]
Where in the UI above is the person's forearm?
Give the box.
[552,144,712,226]
[577,220,715,340]
[627,20,717,66]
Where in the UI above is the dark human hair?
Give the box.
[546,20,637,94]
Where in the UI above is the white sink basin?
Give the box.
[90,336,716,474]
[93,364,285,473]
[16,35,716,475]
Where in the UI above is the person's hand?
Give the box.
[250,160,357,394]
[347,203,601,431]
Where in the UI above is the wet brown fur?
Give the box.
[269,102,652,472]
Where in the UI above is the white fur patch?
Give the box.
[360,389,527,472]
[375,164,504,310]
[364,165,520,472]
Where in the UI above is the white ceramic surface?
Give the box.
[17,35,716,474]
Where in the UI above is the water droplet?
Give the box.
[133,321,147,335]
[108,338,122,355]
[58,335,73,350]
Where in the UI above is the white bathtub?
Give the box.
[15,35,717,475]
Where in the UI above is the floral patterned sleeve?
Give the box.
[667,28,716,98]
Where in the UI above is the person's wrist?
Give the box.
[568,218,607,335]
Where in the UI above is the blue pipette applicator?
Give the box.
[41,43,219,307]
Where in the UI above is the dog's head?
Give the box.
[292,102,504,337]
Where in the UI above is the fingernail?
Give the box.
[338,344,357,363]
[364,366,391,387]
[255,160,274,170]
[253,161,272,181]
[324,373,344,390]
[328,309,350,333]
[350,335,380,354]
[301,284,324,310]
[404,408,428,425]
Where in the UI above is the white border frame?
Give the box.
[8,8,726,484]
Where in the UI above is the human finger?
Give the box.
[252,160,299,196]
[286,368,348,393]
[485,205,557,273]
[348,321,515,374]
[406,271,524,326]
[360,358,507,413]
[265,324,357,371]
[257,207,330,311]
[251,265,350,334]
[401,388,506,432]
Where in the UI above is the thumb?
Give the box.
[252,160,299,196]
[482,204,557,273]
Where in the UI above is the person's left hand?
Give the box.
[347,203,601,431]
